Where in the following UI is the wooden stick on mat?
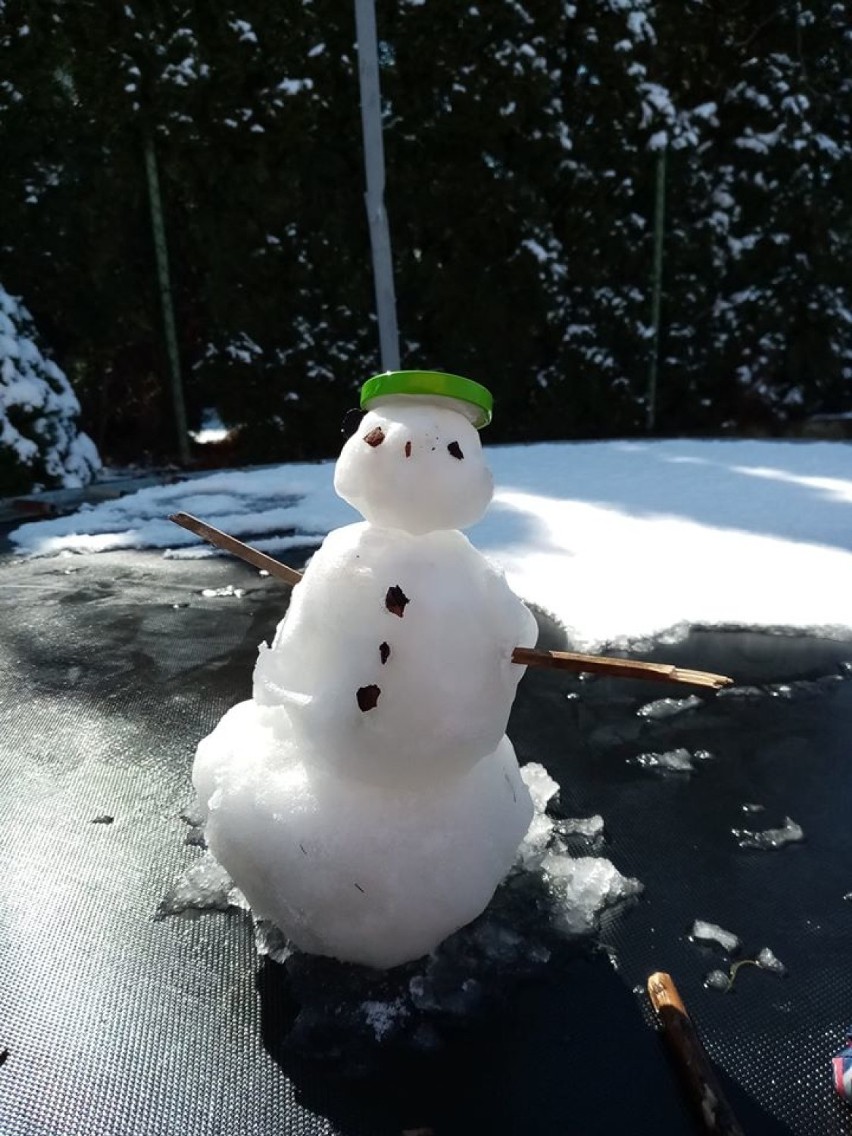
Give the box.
[647,971,746,1136]
[169,512,733,690]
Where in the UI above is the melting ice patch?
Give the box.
[630,747,695,773]
[637,695,703,720]
[732,816,804,850]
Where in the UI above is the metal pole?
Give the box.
[646,144,667,432]
[144,135,191,464]
[354,0,400,371]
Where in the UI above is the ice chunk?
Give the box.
[558,815,605,839]
[718,685,765,700]
[541,853,643,936]
[520,761,559,811]
[158,853,248,917]
[637,695,702,720]
[704,969,731,992]
[690,920,740,953]
[516,768,633,937]
[733,816,804,850]
[518,811,555,865]
[517,762,560,865]
[630,747,694,773]
[768,675,843,699]
[756,947,786,975]
[253,918,293,963]
[200,584,245,598]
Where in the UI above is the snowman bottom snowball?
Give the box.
[191,371,540,969]
[195,706,533,969]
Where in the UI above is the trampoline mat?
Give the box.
[1,547,851,1135]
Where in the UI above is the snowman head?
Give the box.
[334,371,495,534]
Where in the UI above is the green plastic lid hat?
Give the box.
[359,370,493,428]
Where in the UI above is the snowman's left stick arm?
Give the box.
[168,512,733,691]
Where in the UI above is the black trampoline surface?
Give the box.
[1,543,851,1135]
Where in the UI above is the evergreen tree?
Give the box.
[1,0,848,458]
[0,283,101,494]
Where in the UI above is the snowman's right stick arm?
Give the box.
[169,512,304,586]
[168,512,732,690]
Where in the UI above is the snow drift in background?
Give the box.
[8,438,852,651]
[0,284,101,495]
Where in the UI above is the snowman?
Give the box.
[193,371,539,969]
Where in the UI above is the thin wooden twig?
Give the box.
[169,513,304,586]
[168,512,733,690]
[512,647,732,690]
[647,971,746,1136]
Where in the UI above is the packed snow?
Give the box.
[165,759,639,955]
[176,391,648,971]
[9,437,852,651]
[193,397,539,968]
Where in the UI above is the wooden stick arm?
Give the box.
[170,512,304,586]
[512,647,731,690]
[169,512,733,690]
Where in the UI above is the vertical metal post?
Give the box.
[144,135,191,464]
[354,0,400,372]
[646,144,667,432]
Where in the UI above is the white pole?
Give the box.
[354,0,400,371]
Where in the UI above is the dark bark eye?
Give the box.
[364,427,385,447]
[341,408,365,437]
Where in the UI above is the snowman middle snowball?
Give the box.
[193,389,539,969]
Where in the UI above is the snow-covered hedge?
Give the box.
[0,284,101,495]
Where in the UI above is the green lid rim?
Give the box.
[359,370,493,428]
